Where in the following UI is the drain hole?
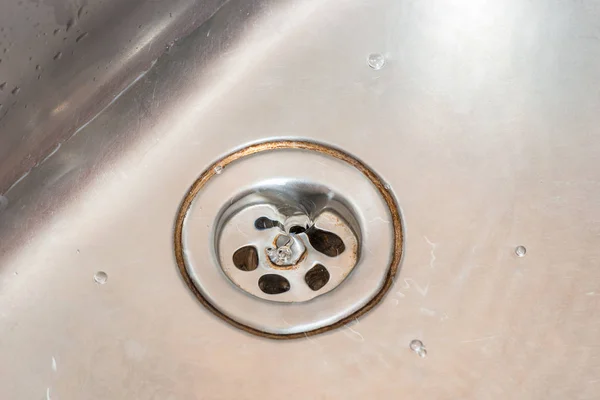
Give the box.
[305,264,330,291]
[258,274,290,295]
[254,217,283,231]
[232,246,259,271]
[289,225,306,234]
[306,228,345,257]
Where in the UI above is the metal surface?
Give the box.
[1,0,600,398]
[0,0,226,193]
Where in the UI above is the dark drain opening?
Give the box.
[306,228,345,257]
[254,217,283,231]
[232,246,259,271]
[258,274,291,295]
[305,264,330,291]
[289,225,307,234]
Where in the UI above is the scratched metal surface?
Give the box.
[0,0,226,194]
[1,0,600,398]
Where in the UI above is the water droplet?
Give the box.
[93,271,108,284]
[367,53,386,70]
[409,339,427,357]
[75,32,88,43]
[66,18,74,32]
[138,24,142,29]
[0,82,5,90]
[515,245,527,257]
[77,6,84,19]
[11,87,20,95]
[214,165,223,175]
[53,51,62,60]
[53,28,60,36]
[384,183,391,190]
[35,64,40,70]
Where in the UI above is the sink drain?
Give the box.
[174,141,403,339]
[218,182,359,303]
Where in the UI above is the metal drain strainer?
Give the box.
[175,141,403,338]
[218,183,360,303]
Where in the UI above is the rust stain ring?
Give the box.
[173,140,403,340]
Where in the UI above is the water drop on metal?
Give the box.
[66,18,74,32]
[75,32,88,43]
[214,165,223,175]
[94,271,108,284]
[515,245,527,257]
[409,339,427,358]
[367,53,385,70]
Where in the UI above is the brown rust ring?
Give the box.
[173,140,403,339]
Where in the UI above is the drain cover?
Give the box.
[218,183,359,303]
[174,141,403,339]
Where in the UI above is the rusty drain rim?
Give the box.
[174,140,403,339]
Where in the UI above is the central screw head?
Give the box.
[266,234,306,267]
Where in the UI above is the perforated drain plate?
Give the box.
[218,183,360,303]
[174,141,403,339]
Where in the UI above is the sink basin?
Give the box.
[1,0,600,398]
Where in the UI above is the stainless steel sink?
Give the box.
[1,0,600,398]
